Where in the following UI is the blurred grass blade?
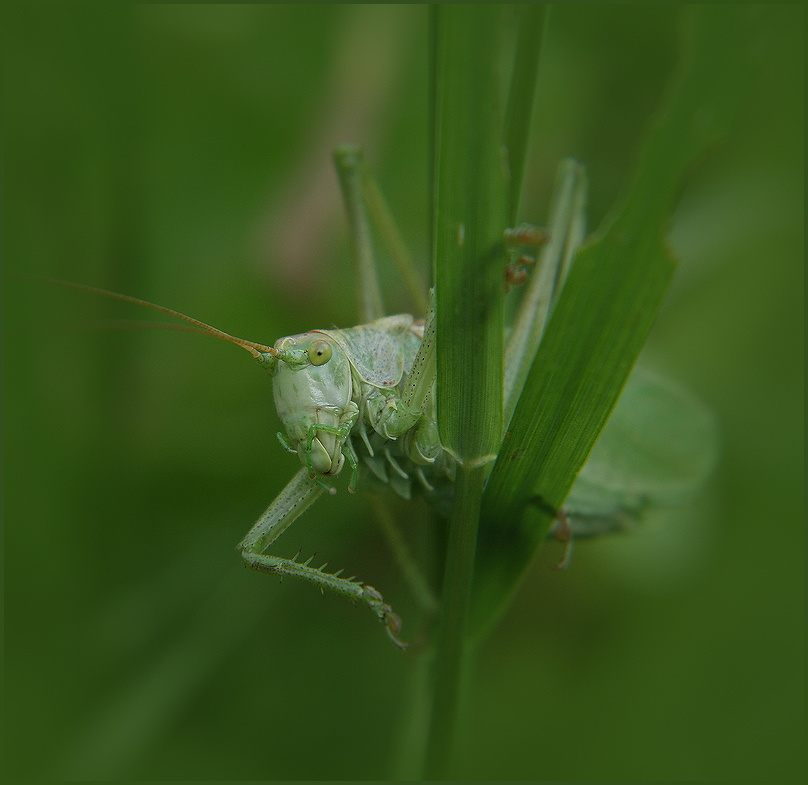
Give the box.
[503,4,549,224]
[427,4,509,777]
[473,5,763,635]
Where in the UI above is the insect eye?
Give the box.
[307,339,332,366]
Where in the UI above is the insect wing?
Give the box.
[565,365,719,531]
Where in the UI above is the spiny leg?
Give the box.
[239,466,407,649]
[354,153,428,315]
[333,146,386,323]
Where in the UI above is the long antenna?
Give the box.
[26,275,279,359]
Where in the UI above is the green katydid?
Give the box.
[44,151,718,649]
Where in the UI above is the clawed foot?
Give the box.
[362,585,407,650]
[552,511,573,570]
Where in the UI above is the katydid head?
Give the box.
[269,331,355,477]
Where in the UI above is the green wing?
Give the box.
[564,365,719,535]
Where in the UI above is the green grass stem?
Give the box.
[425,4,509,777]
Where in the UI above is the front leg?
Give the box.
[374,301,438,442]
[303,404,360,489]
[239,467,406,648]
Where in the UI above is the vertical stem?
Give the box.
[426,5,508,776]
[425,464,486,778]
[432,5,505,466]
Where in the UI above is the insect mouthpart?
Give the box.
[255,345,309,373]
[298,409,346,476]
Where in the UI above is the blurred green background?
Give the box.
[4,5,802,780]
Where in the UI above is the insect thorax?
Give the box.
[346,323,455,514]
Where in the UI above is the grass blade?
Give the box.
[426,4,508,777]
[432,9,506,467]
[503,4,549,224]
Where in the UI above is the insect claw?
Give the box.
[552,541,573,570]
[385,625,408,651]
[505,253,538,292]
[314,477,335,494]
[504,223,549,247]
[380,606,407,650]
[552,512,574,570]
